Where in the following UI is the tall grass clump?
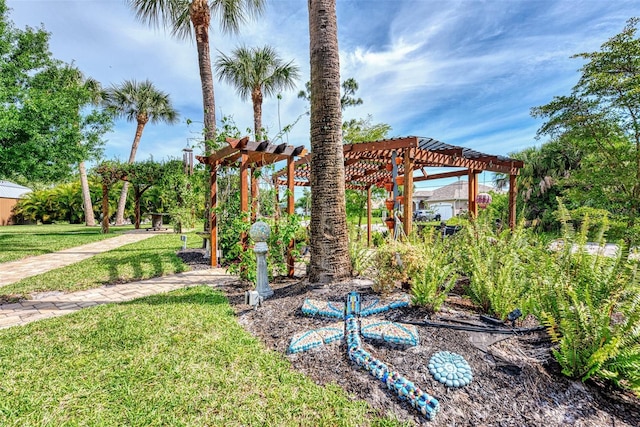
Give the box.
[348,228,375,277]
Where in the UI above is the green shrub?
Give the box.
[371,239,407,295]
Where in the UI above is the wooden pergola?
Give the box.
[196,137,307,267]
[197,135,523,271]
[273,136,523,244]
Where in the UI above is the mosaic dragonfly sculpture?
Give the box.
[288,291,440,420]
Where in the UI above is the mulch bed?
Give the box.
[179,249,640,426]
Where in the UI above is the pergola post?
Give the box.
[273,177,280,221]
[367,185,372,247]
[403,150,414,236]
[286,157,295,277]
[250,167,259,222]
[240,153,249,250]
[209,164,218,267]
[468,170,478,218]
[509,174,517,230]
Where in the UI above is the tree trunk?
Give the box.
[191,0,215,148]
[101,183,110,234]
[251,88,264,219]
[191,0,215,232]
[79,161,96,226]
[307,0,351,283]
[115,120,146,225]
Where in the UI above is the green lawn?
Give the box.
[0,223,136,263]
[0,287,406,427]
[0,232,202,300]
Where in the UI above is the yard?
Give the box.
[0,222,639,426]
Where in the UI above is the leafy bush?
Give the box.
[223,213,306,283]
[371,239,407,294]
[371,231,457,311]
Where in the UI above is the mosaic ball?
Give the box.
[249,221,271,242]
[428,351,473,387]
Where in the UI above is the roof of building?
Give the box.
[0,181,32,199]
[414,180,495,202]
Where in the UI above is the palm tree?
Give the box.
[78,76,104,227]
[307,0,351,283]
[105,79,179,225]
[127,0,265,149]
[215,45,300,141]
[55,66,108,227]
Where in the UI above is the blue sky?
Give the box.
[7,0,640,190]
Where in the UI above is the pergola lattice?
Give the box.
[274,136,523,243]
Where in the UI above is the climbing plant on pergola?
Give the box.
[196,137,307,268]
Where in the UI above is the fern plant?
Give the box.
[463,219,533,318]
[409,233,458,311]
[539,202,640,395]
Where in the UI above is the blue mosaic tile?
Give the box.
[301,298,345,318]
[428,351,473,388]
[360,294,411,317]
[289,323,344,354]
[360,319,419,346]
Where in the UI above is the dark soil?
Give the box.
[179,249,640,426]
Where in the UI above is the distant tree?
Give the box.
[496,139,582,230]
[215,45,300,141]
[215,45,299,218]
[95,161,127,234]
[532,17,640,226]
[307,0,351,283]
[0,5,108,183]
[62,66,112,226]
[104,79,179,225]
[120,160,166,229]
[342,115,391,144]
[297,77,363,111]
[343,116,391,238]
[127,0,265,150]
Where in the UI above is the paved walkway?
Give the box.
[0,231,236,330]
[0,231,159,286]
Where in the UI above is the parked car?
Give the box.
[413,209,441,222]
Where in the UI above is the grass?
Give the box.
[0,286,407,426]
[0,223,136,263]
[0,232,203,299]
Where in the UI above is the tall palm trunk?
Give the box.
[79,161,96,226]
[191,0,216,148]
[251,87,264,218]
[190,0,216,231]
[308,0,351,283]
[115,120,146,225]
